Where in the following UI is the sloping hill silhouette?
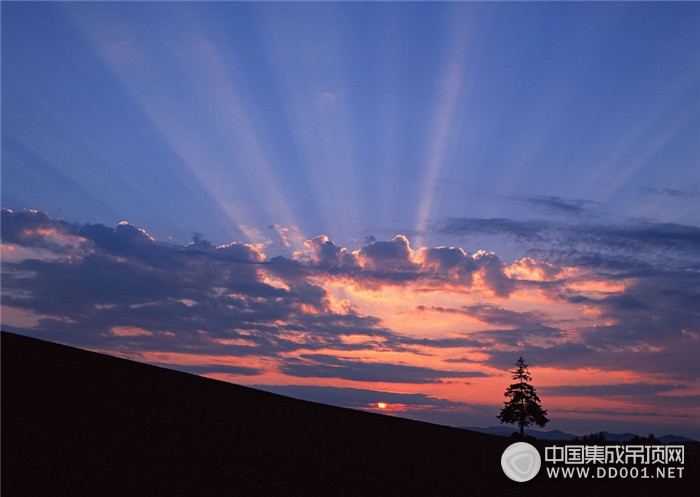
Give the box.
[2,331,695,496]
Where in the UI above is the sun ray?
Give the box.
[414,8,474,247]
[256,4,362,243]
[65,4,307,248]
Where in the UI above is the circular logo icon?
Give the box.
[501,442,541,482]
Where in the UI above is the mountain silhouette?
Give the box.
[462,426,697,443]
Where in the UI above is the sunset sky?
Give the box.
[2,1,699,439]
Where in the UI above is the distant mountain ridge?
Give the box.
[461,426,697,443]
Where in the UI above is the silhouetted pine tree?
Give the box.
[497,357,550,437]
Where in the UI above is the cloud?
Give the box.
[80,220,156,253]
[299,233,513,295]
[419,246,475,281]
[415,304,550,330]
[164,364,263,377]
[553,408,672,419]
[301,234,357,268]
[357,235,416,272]
[1,208,84,254]
[641,186,700,199]
[440,216,700,271]
[440,217,547,242]
[521,195,601,216]
[541,383,686,397]
[2,208,698,435]
[253,385,470,410]
[279,354,487,384]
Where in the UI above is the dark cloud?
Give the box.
[303,234,358,268]
[280,354,487,384]
[538,382,700,417]
[406,306,567,354]
[400,335,483,350]
[1,207,78,252]
[473,251,513,297]
[485,341,699,382]
[79,221,156,254]
[161,364,263,377]
[416,304,549,329]
[357,235,417,272]
[559,270,700,366]
[440,217,547,242]
[2,208,698,425]
[464,305,544,327]
[641,186,700,199]
[472,327,568,350]
[2,211,433,384]
[211,241,264,262]
[0,211,344,354]
[420,246,476,279]
[439,216,700,270]
[553,408,671,418]
[521,195,601,216]
[541,383,686,397]
[252,385,470,410]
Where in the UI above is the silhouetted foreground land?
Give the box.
[2,331,696,496]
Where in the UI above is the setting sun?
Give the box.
[377,402,388,410]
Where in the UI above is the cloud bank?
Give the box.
[2,207,698,436]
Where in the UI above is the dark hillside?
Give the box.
[2,332,695,496]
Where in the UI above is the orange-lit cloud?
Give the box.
[109,326,153,337]
[2,208,698,438]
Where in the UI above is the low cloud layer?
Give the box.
[2,207,698,436]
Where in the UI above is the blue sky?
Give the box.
[2,1,699,438]
[4,1,697,250]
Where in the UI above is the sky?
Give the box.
[1,1,699,439]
